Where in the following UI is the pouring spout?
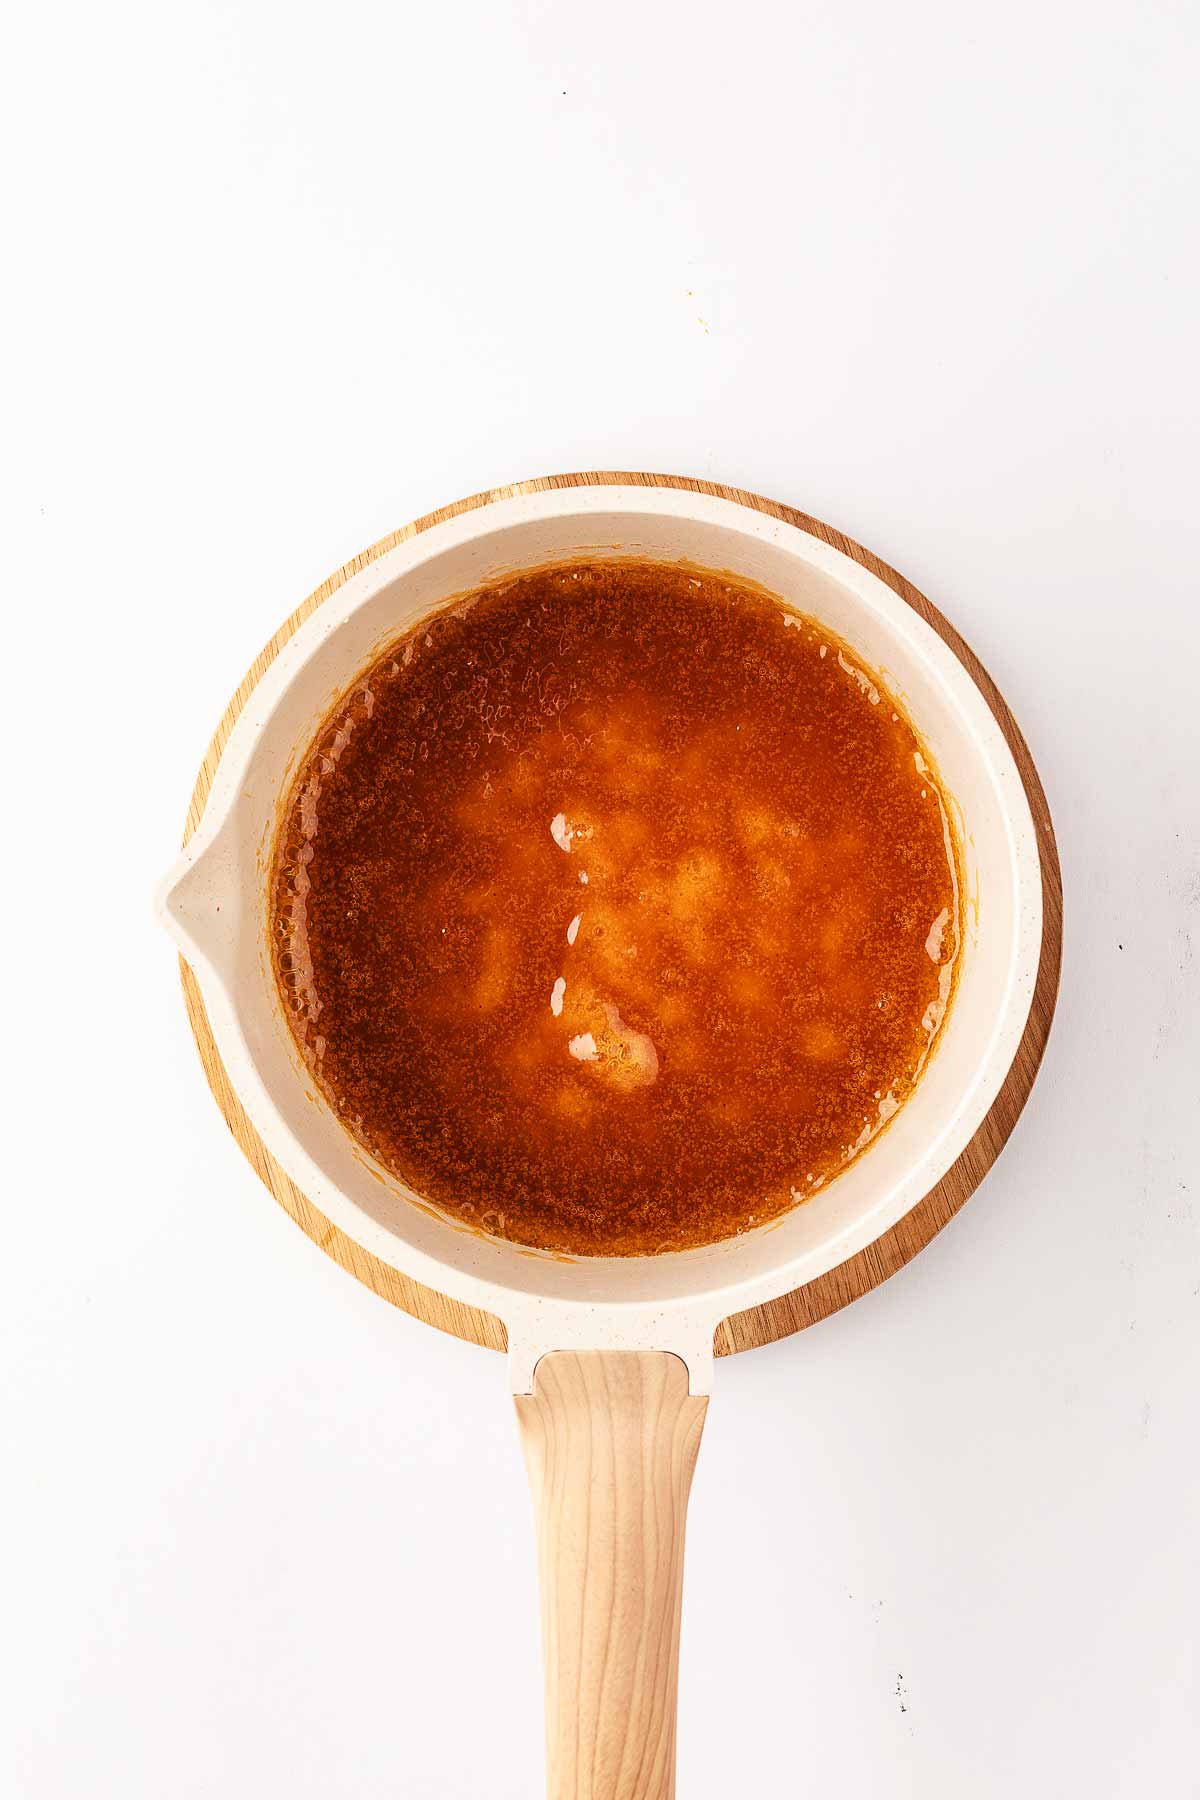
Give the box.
[156,818,244,983]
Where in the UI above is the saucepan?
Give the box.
[159,477,1053,1798]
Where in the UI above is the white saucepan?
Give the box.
[160,481,1049,1800]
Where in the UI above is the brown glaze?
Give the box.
[270,559,961,1256]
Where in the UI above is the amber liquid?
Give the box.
[271,560,960,1256]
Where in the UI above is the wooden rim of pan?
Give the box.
[178,471,1062,1359]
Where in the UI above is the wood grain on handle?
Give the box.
[515,1352,708,1800]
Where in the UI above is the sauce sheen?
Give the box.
[271,559,960,1256]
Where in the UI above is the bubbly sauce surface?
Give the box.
[271,560,960,1256]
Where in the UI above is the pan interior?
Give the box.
[166,492,1038,1332]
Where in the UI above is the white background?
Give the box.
[4,2,1198,1795]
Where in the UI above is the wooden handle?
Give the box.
[515,1351,708,1800]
